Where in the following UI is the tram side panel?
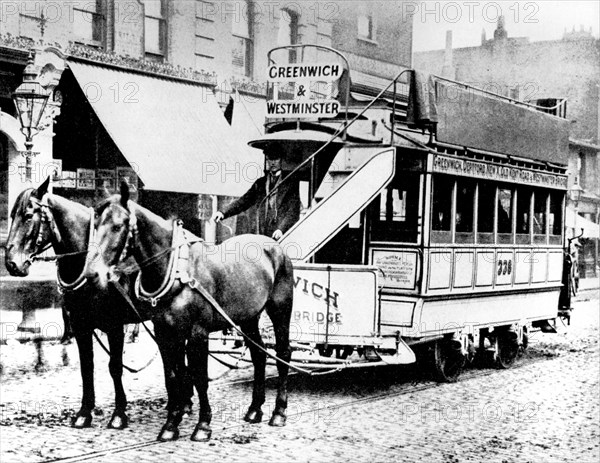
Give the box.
[375,246,563,338]
[260,264,386,348]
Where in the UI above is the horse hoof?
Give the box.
[157,428,179,442]
[72,415,92,428]
[269,414,286,427]
[107,413,128,430]
[243,409,263,423]
[191,423,212,442]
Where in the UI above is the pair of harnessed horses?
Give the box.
[5,178,294,442]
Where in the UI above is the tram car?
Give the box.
[216,45,572,382]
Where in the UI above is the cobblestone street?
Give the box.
[1,289,598,463]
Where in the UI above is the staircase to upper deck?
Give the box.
[279,148,396,262]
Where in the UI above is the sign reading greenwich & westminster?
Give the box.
[266,63,342,119]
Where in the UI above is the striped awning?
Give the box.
[68,60,262,197]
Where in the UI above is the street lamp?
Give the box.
[12,52,50,183]
[569,181,584,242]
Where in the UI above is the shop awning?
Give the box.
[68,61,261,197]
[566,208,600,239]
[231,90,266,148]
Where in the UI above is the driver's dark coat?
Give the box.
[221,172,301,237]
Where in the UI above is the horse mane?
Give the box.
[96,194,172,229]
[10,189,35,219]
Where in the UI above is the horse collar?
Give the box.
[134,219,190,307]
[56,207,95,292]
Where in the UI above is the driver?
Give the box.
[211,150,301,240]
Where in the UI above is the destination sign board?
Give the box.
[267,63,342,82]
[266,99,340,119]
[432,154,568,189]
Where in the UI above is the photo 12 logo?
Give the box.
[400,1,540,24]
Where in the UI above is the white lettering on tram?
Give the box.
[433,155,568,189]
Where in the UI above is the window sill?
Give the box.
[145,52,165,62]
[73,39,103,49]
[357,36,378,46]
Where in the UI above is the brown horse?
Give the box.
[4,178,191,429]
[84,183,294,442]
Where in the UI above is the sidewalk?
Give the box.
[577,276,600,297]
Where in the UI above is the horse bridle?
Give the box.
[25,194,62,264]
[100,200,139,281]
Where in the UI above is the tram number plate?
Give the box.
[496,256,513,285]
[497,259,513,276]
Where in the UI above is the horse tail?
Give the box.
[265,244,294,321]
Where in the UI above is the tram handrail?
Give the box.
[256,67,412,234]
[433,74,568,115]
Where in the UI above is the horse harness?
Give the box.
[29,194,94,292]
[133,218,200,307]
[111,200,314,376]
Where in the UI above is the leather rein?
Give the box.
[28,194,94,292]
[108,201,316,376]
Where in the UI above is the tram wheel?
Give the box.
[317,345,334,357]
[430,339,465,383]
[493,330,519,369]
[335,346,354,359]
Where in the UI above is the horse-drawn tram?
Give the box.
[4,44,574,441]
[217,44,572,381]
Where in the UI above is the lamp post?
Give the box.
[569,182,583,237]
[12,52,50,183]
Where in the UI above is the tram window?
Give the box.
[431,176,453,243]
[516,188,532,244]
[379,188,407,222]
[497,188,513,244]
[533,191,548,244]
[370,174,420,243]
[477,183,495,244]
[455,180,475,243]
[549,191,563,245]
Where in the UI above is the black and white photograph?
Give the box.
[0,1,598,461]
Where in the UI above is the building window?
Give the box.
[232,0,253,77]
[144,0,166,58]
[278,9,299,62]
[357,13,375,41]
[18,7,44,40]
[74,1,104,45]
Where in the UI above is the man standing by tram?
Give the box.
[211,149,301,240]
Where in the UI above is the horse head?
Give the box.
[85,182,135,290]
[5,177,53,276]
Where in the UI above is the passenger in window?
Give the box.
[533,214,545,234]
[498,206,511,232]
